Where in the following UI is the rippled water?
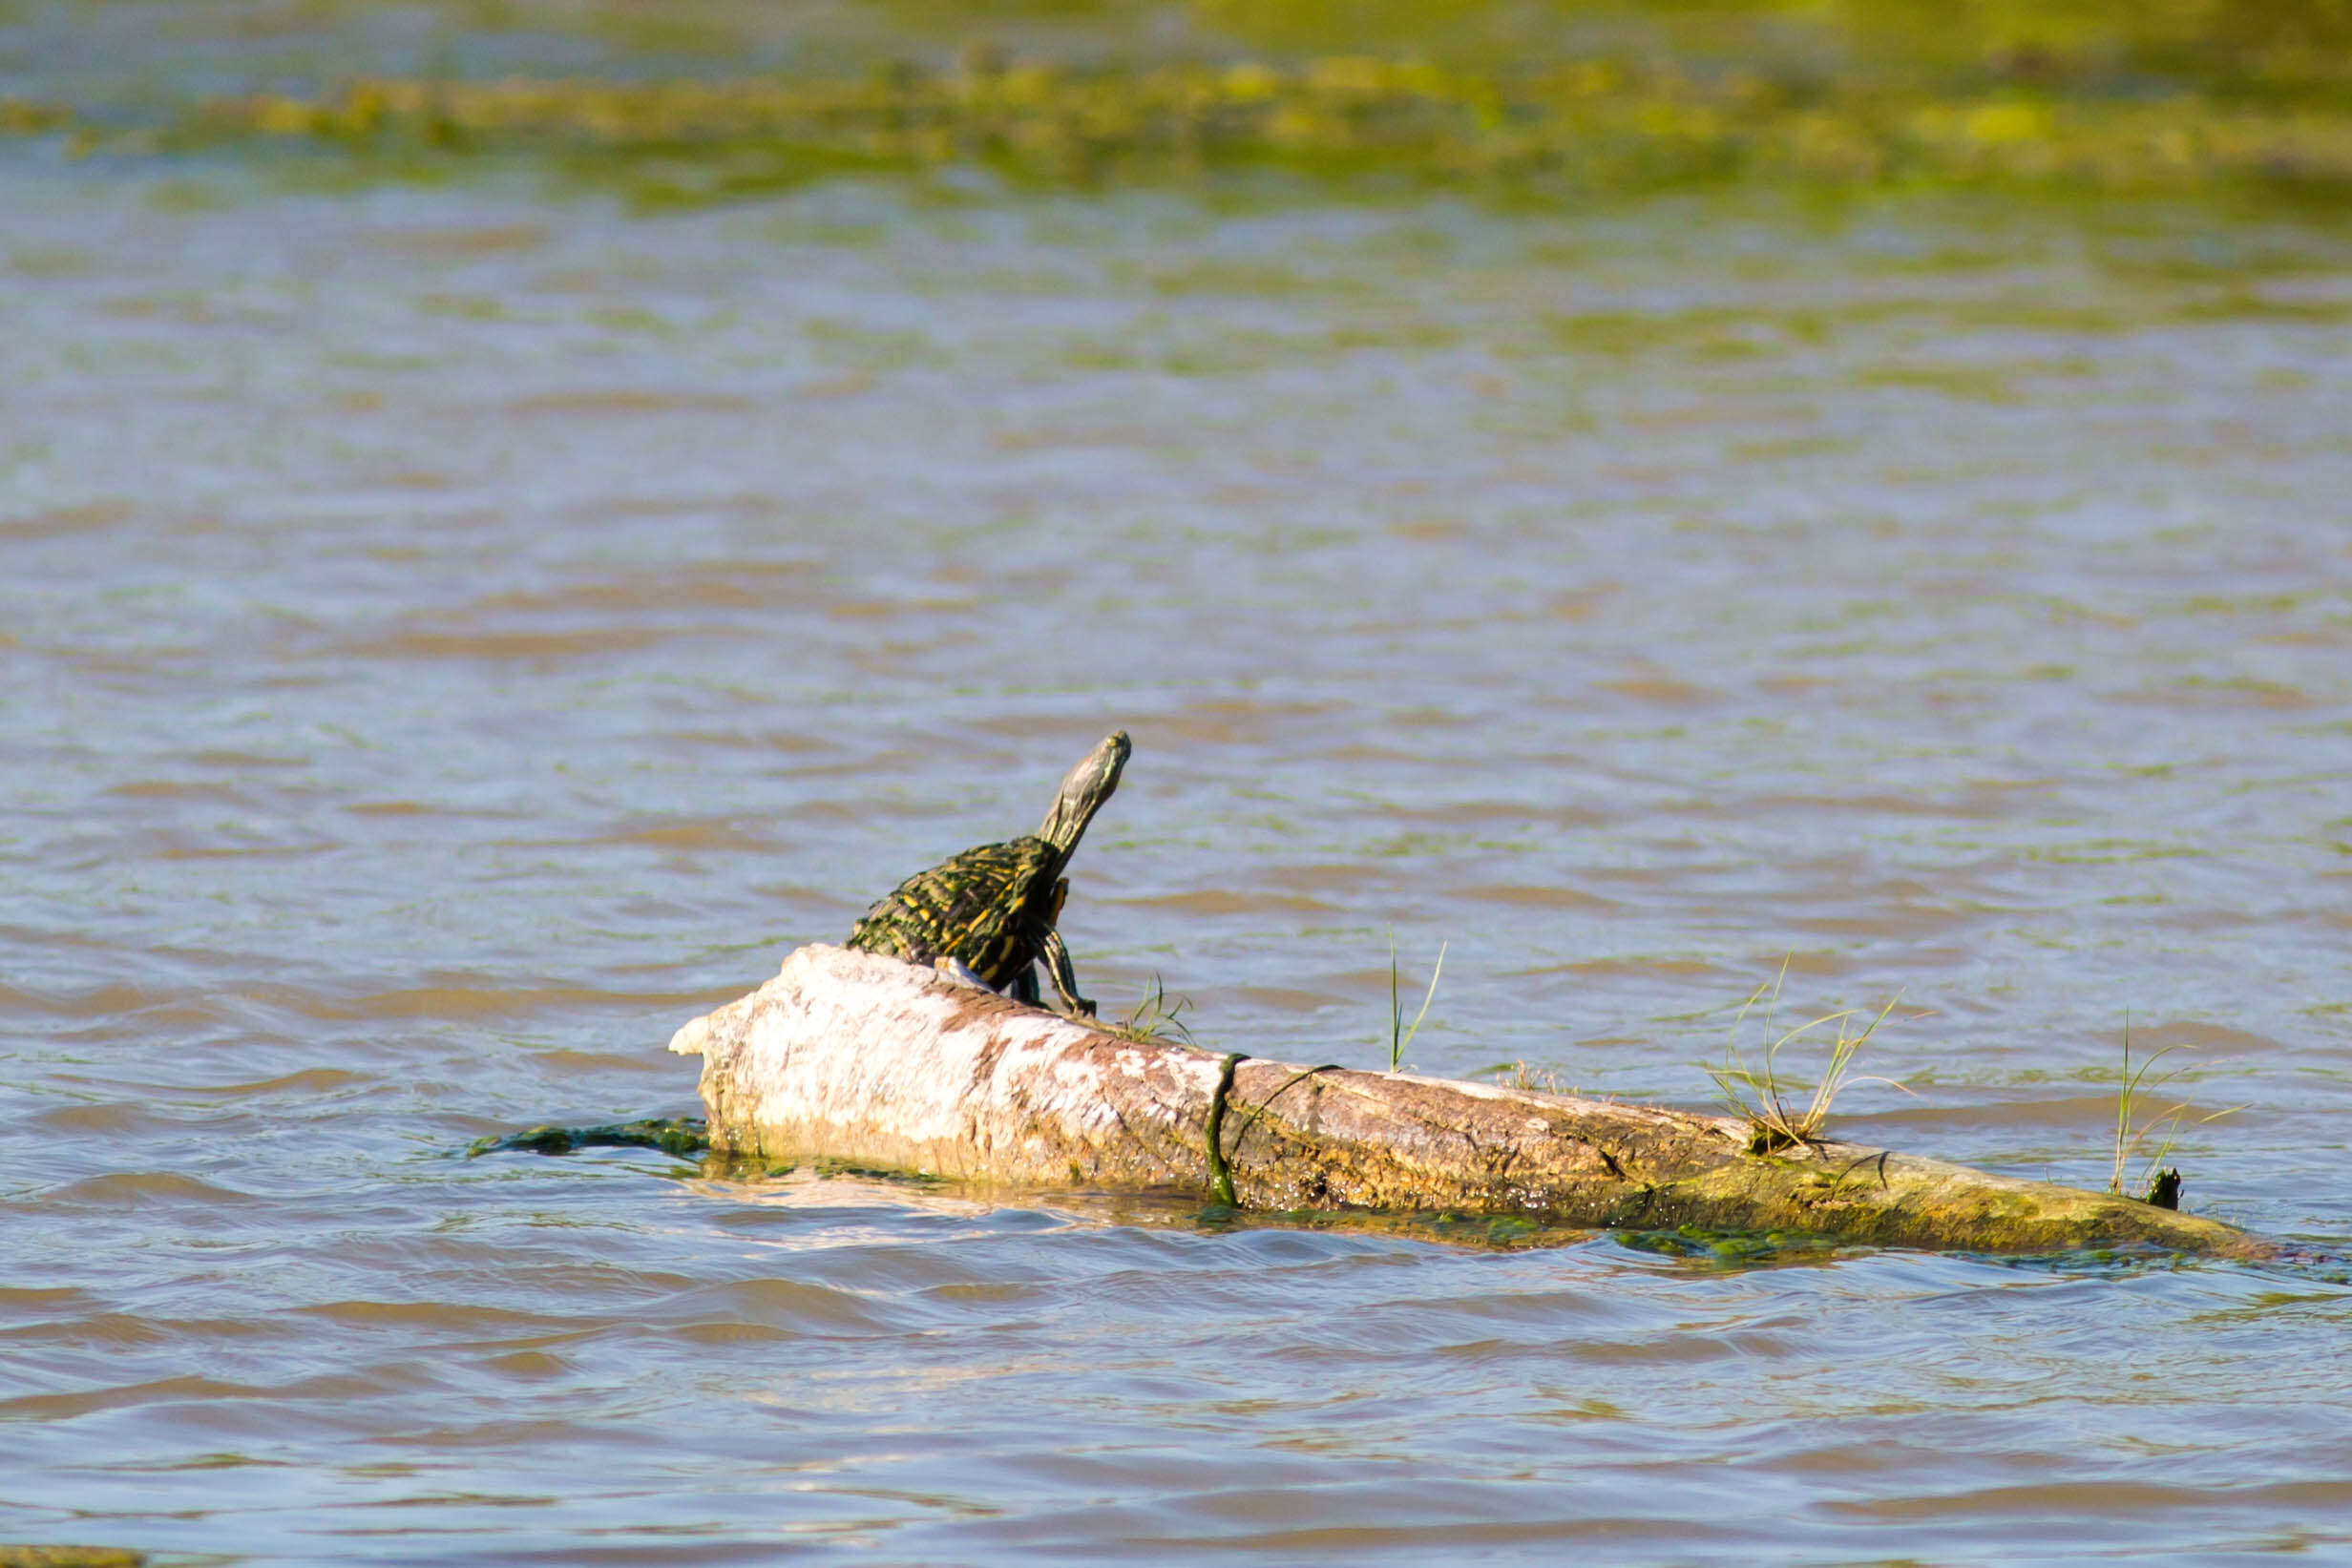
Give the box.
[7,148,2352,1562]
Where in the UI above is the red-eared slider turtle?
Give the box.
[846,731,1129,1015]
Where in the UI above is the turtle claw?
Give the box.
[1038,928,1096,1018]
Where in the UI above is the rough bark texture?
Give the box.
[671,945,2266,1258]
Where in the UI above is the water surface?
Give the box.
[6,155,2352,1561]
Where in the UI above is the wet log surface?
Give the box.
[670,945,2267,1258]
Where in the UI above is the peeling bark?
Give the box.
[671,945,2267,1258]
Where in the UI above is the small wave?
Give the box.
[33,1172,259,1209]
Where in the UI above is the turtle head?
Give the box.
[1037,730,1130,858]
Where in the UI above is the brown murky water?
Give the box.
[7,146,2352,1562]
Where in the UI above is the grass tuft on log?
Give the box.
[1707,959,1910,1156]
[1102,973,1196,1047]
[2109,1015,2243,1207]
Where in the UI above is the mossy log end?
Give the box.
[670,946,2266,1259]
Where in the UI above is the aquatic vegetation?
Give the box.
[1387,935,1445,1071]
[10,20,2352,208]
[808,1158,950,1187]
[469,1118,710,1158]
[1616,1224,1852,1268]
[1708,959,1907,1154]
[0,1545,146,1568]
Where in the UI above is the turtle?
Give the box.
[845,730,1130,1015]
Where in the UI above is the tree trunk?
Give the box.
[669,945,2266,1258]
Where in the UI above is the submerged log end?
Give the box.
[1663,1142,2268,1259]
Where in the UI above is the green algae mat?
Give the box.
[10,0,2352,207]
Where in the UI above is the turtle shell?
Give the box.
[845,834,1062,990]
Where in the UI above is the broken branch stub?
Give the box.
[670,946,2266,1258]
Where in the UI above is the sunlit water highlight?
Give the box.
[5,153,2352,1561]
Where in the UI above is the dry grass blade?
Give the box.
[1481,1059,1569,1095]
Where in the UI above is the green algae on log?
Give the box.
[670,945,2265,1259]
[468,1118,708,1159]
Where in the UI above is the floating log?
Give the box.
[669,945,2266,1258]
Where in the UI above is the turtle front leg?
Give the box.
[1038,927,1095,1017]
[1009,965,1041,1006]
